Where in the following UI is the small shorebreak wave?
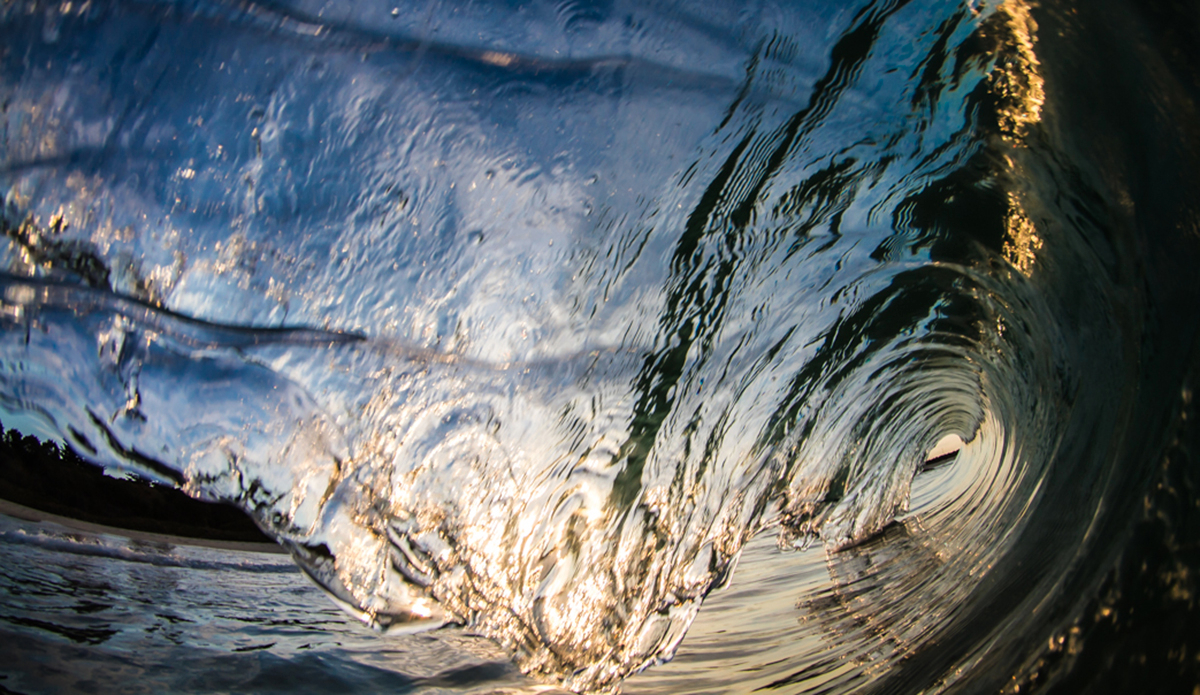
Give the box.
[1,0,1198,692]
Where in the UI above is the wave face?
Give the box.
[2,0,1198,692]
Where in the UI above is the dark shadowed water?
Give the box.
[1,0,1198,692]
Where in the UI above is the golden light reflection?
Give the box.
[984,0,1047,276]
[987,0,1046,142]
[1002,191,1043,275]
[480,51,518,68]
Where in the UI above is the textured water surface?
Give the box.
[0,513,553,694]
[1,0,1198,692]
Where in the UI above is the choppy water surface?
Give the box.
[2,0,1199,692]
[0,513,545,694]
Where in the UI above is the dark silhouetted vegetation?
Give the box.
[0,420,272,543]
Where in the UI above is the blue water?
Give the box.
[2,0,1198,692]
[0,512,541,694]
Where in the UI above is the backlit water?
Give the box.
[1,0,1198,692]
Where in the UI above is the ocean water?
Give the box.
[1,0,1198,692]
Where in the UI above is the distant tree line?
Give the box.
[0,421,271,543]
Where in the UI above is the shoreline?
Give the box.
[0,497,288,554]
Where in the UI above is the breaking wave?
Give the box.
[2,0,1198,692]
